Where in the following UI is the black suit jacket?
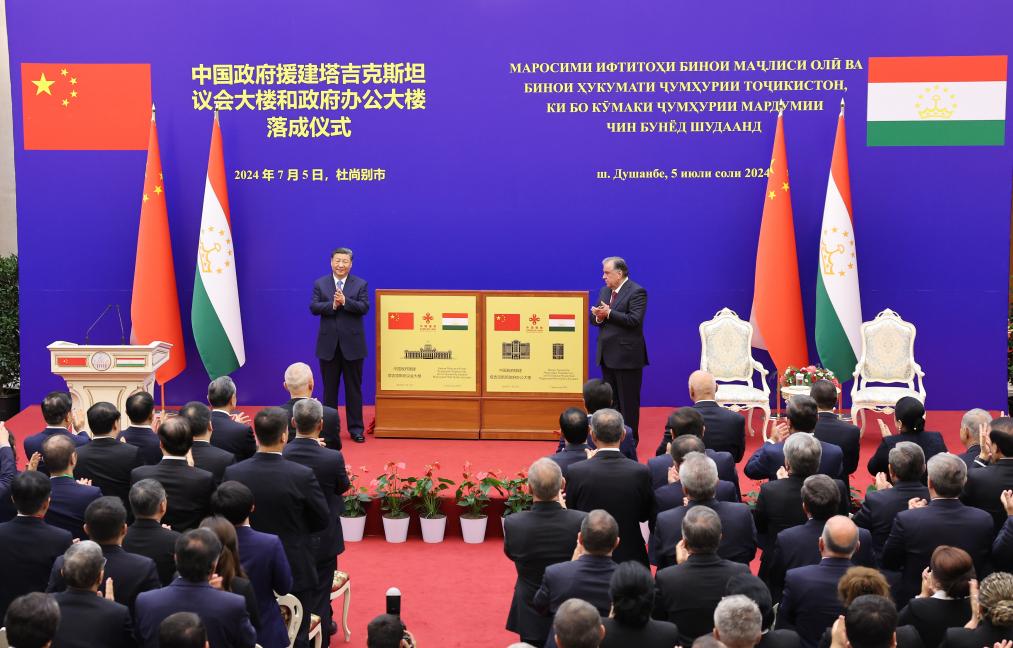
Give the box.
[0,516,73,620]
[210,411,257,461]
[224,454,330,592]
[52,589,135,648]
[653,553,750,645]
[651,498,756,568]
[311,273,369,362]
[852,480,930,557]
[881,498,994,604]
[45,475,102,539]
[760,630,803,648]
[281,398,342,450]
[565,451,656,565]
[993,516,1013,572]
[130,459,215,532]
[547,443,591,481]
[23,427,90,475]
[74,436,141,506]
[648,447,741,498]
[958,445,986,472]
[655,480,738,513]
[753,475,850,553]
[0,446,14,523]
[867,431,948,477]
[767,519,876,600]
[191,440,236,483]
[124,518,182,586]
[961,458,1013,533]
[118,426,163,466]
[813,413,861,481]
[695,401,747,462]
[49,544,160,614]
[282,437,350,559]
[503,502,587,642]
[899,595,972,648]
[601,617,681,648]
[591,280,648,370]
[941,621,1013,648]
[776,557,854,648]
[533,554,616,620]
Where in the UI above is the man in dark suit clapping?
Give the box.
[852,441,929,558]
[50,540,135,648]
[74,402,141,508]
[129,416,215,532]
[224,407,329,647]
[547,408,595,481]
[23,391,90,475]
[207,376,257,460]
[282,398,350,646]
[961,417,1013,533]
[651,406,740,498]
[811,379,860,488]
[42,434,101,539]
[179,401,235,483]
[504,458,587,646]
[124,479,181,586]
[118,392,163,466]
[565,408,656,566]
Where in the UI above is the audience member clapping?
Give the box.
[600,561,679,647]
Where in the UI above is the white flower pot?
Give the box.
[419,515,447,543]
[340,515,366,542]
[460,515,488,544]
[382,515,411,543]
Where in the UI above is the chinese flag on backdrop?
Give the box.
[388,313,414,330]
[494,314,521,331]
[21,63,150,150]
[131,111,186,384]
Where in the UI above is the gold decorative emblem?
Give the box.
[916,85,956,120]
[820,227,857,278]
[198,226,233,275]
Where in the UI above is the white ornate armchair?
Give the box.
[699,308,771,439]
[850,309,926,436]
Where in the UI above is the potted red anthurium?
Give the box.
[455,462,503,544]
[374,461,413,543]
[409,462,455,543]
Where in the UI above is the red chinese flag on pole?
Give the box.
[131,107,186,384]
[749,112,809,372]
[20,63,151,150]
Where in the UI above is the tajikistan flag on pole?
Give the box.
[815,101,861,381]
[191,112,245,378]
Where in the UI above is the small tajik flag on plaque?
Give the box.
[441,313,468,330]
[548,314,577,332]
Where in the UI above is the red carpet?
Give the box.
[2,405,993,646]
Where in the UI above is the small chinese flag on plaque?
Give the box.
[494,313,521,331]
[387,312,414,330]
[21,63,151,150]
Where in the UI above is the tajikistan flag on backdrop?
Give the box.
[192,113,245,378]
[867,55,1007,146]
[816,103,861,381]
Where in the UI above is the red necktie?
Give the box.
[609,290,618,306]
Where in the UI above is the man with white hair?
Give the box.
[713,595,763,648]
[957,407,992,471]
[280,362,344,449]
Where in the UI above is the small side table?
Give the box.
[777,384,842,418]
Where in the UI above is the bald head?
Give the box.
[528,458,563,501]
[689,371,718,402]
[284,362,314,397]
[821,515,859,558]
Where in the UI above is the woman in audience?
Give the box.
[200,515,261,633]
[867,397,947,476]
[601,561,680,647]
[942,572,1013,648]
[817,567,921,648]
[899,546,975,648]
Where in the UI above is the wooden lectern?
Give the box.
[47,341,172,429]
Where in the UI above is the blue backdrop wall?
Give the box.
[8,1,1013,410]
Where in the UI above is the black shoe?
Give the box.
[352,434,365,443]
[329,621,338,635]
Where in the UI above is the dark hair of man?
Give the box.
[4,592,60,648]
[86,402,120,436]
[253,406,288,446]
[801,474,841,521]
[670,434,706,464]
[207,376,237,408]
[604,256,629,277]
[682,505,721,554]
[559,407,589,445]
[888,442,925,482]
[726,573,775,631]
[210,480,255,525]
[129,479,167,518]
[810,379,838,410]
[125,391,155,424]
[590,408,624,445]
[609,560,655,627]
[666,406,705,439]
[331,246,354,260]
[158,416,193,456]
[366,613,405,648]
[582,379,614,414]
[787,395,819,432]
[175,528,223,582]
[11,470,51,514]
[845,595,897,648]
[930,546,975,598]
[159,612,208,648]
[84,496,127,543]
[41,391,72,425]
[553,598,603,648]
[580,509,619,555]
[990,421,1013,457]
[179,401,212,438]
[42,434,75,474]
